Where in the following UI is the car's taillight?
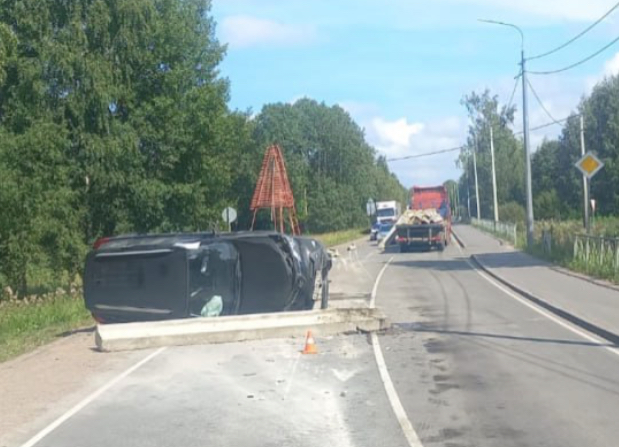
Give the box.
[93,237,110,250]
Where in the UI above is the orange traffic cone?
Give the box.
[302,330,318,354]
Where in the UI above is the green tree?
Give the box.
[459,89,525,220]
[249,99,406,232]
[0,0,241,292]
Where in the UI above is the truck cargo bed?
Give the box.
[395,223,446,252]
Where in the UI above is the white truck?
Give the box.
[375,200,401,225]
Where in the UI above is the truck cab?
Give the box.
[375,200,401,225]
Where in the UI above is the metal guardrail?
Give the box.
[471,218,518,246]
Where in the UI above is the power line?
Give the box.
[505,74,521,112]
[526,78,564,126]
[529,35,619,75]
[528,1,619,61]
[513,116,571,135]
[386,146,464,162]
[387,114,575,162]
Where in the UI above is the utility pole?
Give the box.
[479,19,534,246]
[466,159,471,219]
[472,135,481,220]
[521,49,535,247]
[456,184,461,219]
[490,126,499,223]
[580,115,590,233]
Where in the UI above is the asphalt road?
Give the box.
[377,237,619,446]
[14,234,619,447]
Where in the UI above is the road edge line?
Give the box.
[19,347,166,447]
[371,333,424,447]
[370,256,393,309]
[369,257,424,447]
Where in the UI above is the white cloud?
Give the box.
[360,115,467,187]
[586,51,619,91]
[370,117,424,153]
[602,52,619,76]
[219,15,317,49]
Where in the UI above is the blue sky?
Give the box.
[211,0,619,187]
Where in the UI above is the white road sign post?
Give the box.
[575,152,604,180]
[222,207,237,232]
[575,151,604,234]
[366,198,376,217]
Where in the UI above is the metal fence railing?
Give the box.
[472,218,619,282]
[573,234,619,275]
[471,218,518,246]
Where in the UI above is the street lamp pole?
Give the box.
[490,125,499,223]
[472,134,481,220]
[479,19,534,246]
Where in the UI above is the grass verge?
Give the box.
[0,295,92,363]
[313,228,367,248]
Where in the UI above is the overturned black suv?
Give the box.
[83,231,332,323]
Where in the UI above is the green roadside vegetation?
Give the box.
[313,228,367,248]
[0,294,92,363]
[455,69,619,287]
[0,1,408,362]
[0,1,407,300]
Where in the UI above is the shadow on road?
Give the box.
[390,251,547,272]
[57,326,96,338]
[392,322,619,395]
[390,258,471,271]
[475,251,547,268]
[396,322,618,348]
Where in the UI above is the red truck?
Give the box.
[394,185,452,252]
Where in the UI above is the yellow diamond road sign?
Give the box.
[575,152,604,179]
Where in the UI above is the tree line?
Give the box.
[457,75,619,226]
[0,0,406,294]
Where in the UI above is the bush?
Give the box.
[500,202,526,225]
[534,189,563,220]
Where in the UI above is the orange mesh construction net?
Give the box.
[250,145,300,235]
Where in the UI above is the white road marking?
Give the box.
[452,235,619,359]
[369,257,394,308]
[371,332,424,446]
[363,250,376,261]
[369,256,424,447]
[331,368,357,382]
[283,352,301,400]
[20,347,166,447]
